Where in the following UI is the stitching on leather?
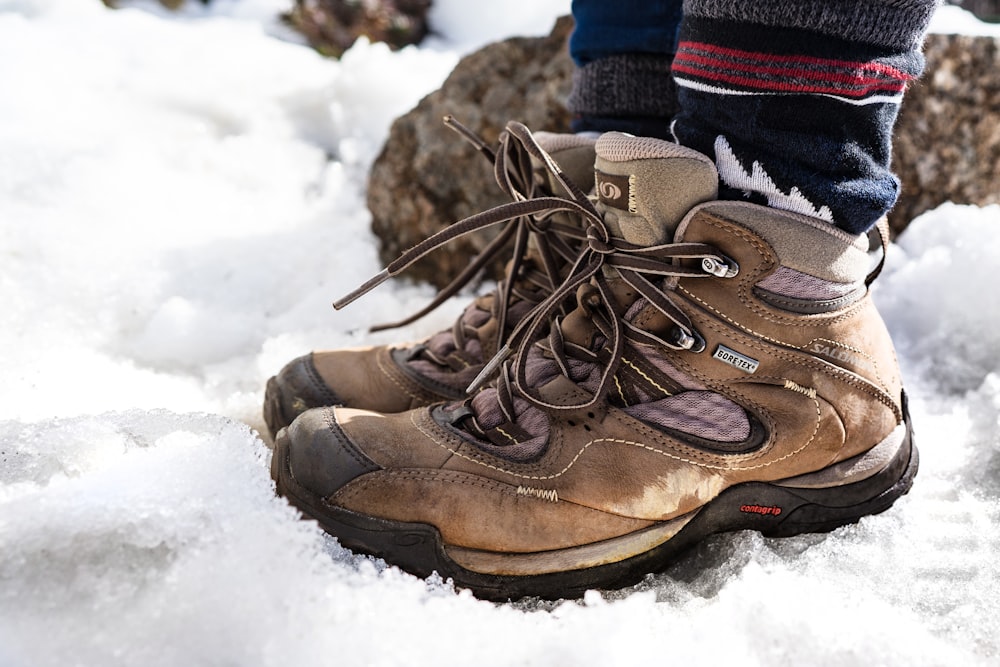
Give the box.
[336,473,667,529]
[621,357,672,396]
[389,346,470,401]
[335,469,533,504]
[337,471,649,522]
[802,336,888,391]
[409,401,818,479]
[449,353,472,369]
[494,426,519,445]
[684,311,900,420]
[613,373,628,404]
[303,355,340,405]
[374,347,436,402]
[682,214,863,328]
[322,408,379,472]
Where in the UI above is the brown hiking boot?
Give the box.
[271,131,917,600]
[262,128,598,439]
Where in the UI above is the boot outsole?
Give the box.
[270,409,918,602]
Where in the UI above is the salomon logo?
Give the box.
[809,342,874,371]
[595,170,634,212]
[599,181,621,200]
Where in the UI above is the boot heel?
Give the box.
[685,418,918,540]
[766,431,918,536]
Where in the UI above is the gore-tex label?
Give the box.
[713,344,759,374]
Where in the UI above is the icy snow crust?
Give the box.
[1,1,998,665]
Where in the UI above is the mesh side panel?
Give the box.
[524,346,560,388]
[406,303,492,389]
[420,303,491,360]
[504,299,534,326]
[520,341,609,396]
[624,391,751,442]
[469,389,550,461]
[460,302,493,329]
[623,303,708,392]
[567,357,604,393]
[757,265,861,300]
[422,329,459,360]
[639,344,707,391]
[407,352,483,390]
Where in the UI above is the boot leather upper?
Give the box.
[288,201,906,555]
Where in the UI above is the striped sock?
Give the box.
[672,40,913,105]
[669,12,931,235]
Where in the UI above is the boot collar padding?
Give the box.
[675,200,871,284]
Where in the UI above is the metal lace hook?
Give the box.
[701,254,739,278]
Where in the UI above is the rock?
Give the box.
[891,32,1000,233]
[947,0,1000,21]
[366,16,574,287]
[286,0,431,58]
[368,20,1000,286]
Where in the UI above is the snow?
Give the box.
[930,4,1000,35]
[1,1,998,666]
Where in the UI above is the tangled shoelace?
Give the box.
[449,192,741,452]
[338,120,740,451]
[341,117,592,377]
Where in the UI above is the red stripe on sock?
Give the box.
[678,41,913,82]
[671,63,906,97]
[674,52,908,92]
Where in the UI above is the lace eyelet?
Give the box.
[702,255,739,278]
[688,329,707,353]
[668,326,706,353]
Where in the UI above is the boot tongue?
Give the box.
[552,136,719,350]
[593,132,719,246]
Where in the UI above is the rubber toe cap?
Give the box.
[286,407,380,498]
[264,353,343,438]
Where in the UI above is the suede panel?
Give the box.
[676,201,870,283]
[333,406,458,472]
[594,133,719,245]
[310,345,448,414]
[331,468,656,552]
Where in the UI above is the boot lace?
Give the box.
[337,121,739,456]
[446,201,739,458]
[342,118,592,376]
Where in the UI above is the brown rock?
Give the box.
[286,0,432,58]
[892,32,1000,233]
[368,21,1000,286]
[947,0,1000,21]
[366,16,574,287]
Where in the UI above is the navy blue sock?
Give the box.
[670,7,934,235]
[568,0,683,141]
